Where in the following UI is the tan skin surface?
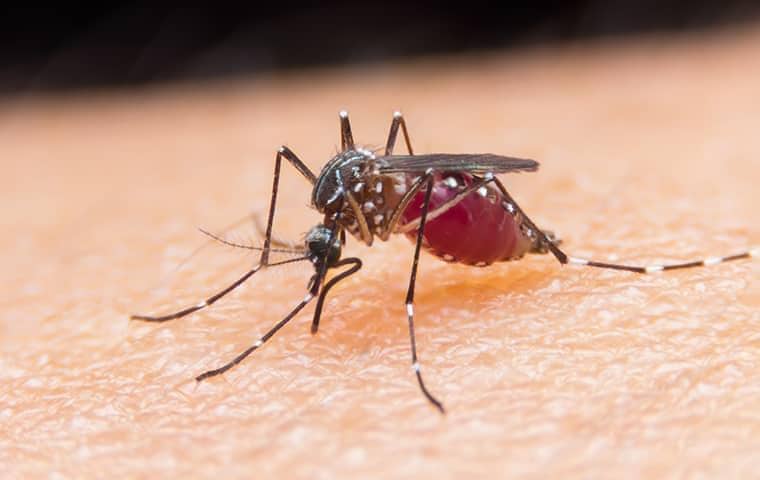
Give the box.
[1,26,759,479]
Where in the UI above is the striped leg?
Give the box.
[493,177,757,274]
[564,250,756,274]
[195,289,316,381]
[130,146,315,322]
[404,171,445,414]
[197,212,345,382]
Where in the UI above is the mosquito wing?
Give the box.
[377,153,539,175]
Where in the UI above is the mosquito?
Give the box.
[131,110,756,414]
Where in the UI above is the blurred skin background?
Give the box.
[2,2,760,95]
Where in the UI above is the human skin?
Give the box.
[1,26,758,479]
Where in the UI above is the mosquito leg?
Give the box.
[131,146,314,322]
[260,146,316,265]
[492,177,757,273]
[198,209,345,380]
[277,145,317,185]
[311,257,363,334]
[131,267,262,322]
[385,111,414,156]
[403,171,445,414]
[196,288,317,381]
[339,110,355,151]
[130,257,307,322]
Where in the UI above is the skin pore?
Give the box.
[1,26,758,478]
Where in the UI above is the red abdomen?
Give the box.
[399,172,532,266]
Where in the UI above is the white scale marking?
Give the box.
[568,257,589,266]
[254,340,263,348]
[412,362,420,373]
[374,214,384,225]
[363,201,375,212]
[354,183,364,193]
[406,303,414,317]
[375,181,383,193]
[477,186,488,197]
[444,177,459,188]
[196,301,208,308]
[502,201,516,214]
[565,249,756,273]
[303,293,315,303]
[484,172,494,180]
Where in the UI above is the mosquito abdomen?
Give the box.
[400,172,534,266]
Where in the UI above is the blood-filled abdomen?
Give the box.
[399,172,533,266]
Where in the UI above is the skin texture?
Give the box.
[1,26,759,479]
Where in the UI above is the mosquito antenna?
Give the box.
[198,227,305,255]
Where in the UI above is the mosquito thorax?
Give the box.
[305,224,342,267]
[311,148,376,213]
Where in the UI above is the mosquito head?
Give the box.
[305,223,342,267]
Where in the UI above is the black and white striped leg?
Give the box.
[130,146,316,322]
[131,266,263,323]
[493,177,758,274]
[197,213,345,381]
[196,287,317,381]
[562,250,757,273]
[131,257,307,323]
[404,171,445,414]
[385,111,414,155]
